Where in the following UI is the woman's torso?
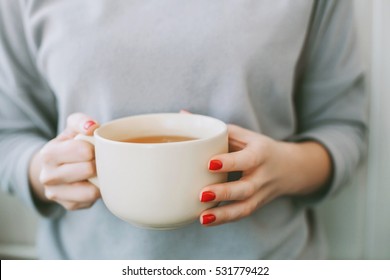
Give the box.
[24,0,322,259]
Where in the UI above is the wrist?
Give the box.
[280,140,332,196]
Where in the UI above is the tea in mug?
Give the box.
[121,135,197,143]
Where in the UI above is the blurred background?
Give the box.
[1,0,389,259]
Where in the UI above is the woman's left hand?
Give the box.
[199,124,332,226]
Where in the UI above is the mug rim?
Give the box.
[93,113,228,146]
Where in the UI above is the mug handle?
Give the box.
[74,134,100,188]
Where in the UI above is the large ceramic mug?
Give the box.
[76,113,228,229]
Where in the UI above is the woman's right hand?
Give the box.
[29,113,101,210]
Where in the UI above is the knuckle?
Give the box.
[66,200,95,210]
[44,187,56,200]
[244,145,261,168]
[38,170,47,184]
[39,145,53,164]
[243,202,256,217]
[83,143,95,160]
[39,169,57,185]
[81,162,96,178]
[258,137,273,159]
[221,187,233,201]
[230,156,238,170]
[85,186,100,202]
[64,202,78,211]
[92,186,101,199]
[242,179,256,198]
[78,143,94,160]
[247,152,259,168]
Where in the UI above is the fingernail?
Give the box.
[201,214,216,225]
[209,160,223,171]
[83,120,96,130]
[201,191,216,202]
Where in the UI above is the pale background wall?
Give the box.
[317,0,390,259]
[1,0,389,259]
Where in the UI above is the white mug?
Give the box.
[76,113,228,229]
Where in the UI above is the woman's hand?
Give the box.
[199,124,332,226]
[29,113,101,210]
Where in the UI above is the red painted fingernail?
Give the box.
[209,160,223,171]
[201,191,216,202]
[202,214,216,225]
[83,120,96,130]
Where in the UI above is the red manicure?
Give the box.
[202,214,216,225]
[209,159,223,171]
[83,120,96,130]
[201,191,216,202]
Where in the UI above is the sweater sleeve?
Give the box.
[0,0,63,217]
[291,0,368,206]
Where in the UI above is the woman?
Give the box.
[0,0,366,259]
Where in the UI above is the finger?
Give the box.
[44,181,101,203]
[40,161,96,185]
[199,189,272,226]
[55,200,97,211]
[227,124,270,153]
[200,177,258,203]
[227,124,256,145]
[63,112,99,137]
[210,125,272,172]
[40,139,95,166]
[208,147,262,173]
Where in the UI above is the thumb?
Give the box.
[62,112,100,138]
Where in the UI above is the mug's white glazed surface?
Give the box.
[93,113,228,229]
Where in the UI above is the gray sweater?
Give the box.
[0,0,366,259]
